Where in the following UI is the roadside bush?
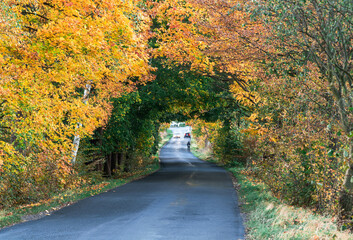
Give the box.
[0,150,77,208]
[213,124,244,166]
[244,72,346,215]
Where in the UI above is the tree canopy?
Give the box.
[1,0,353,229]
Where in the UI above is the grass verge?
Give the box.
[0,128,176,230]
[191,146,353,240]
[229,167,353,240]
[0,129,175,229]
[0,162,159,229]
[158,129,173,149]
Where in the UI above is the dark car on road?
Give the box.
[184,133,191,138]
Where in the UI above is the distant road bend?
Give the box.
[0,127,245,240]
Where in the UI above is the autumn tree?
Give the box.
[246,0,353,225]
[0,0,152,207]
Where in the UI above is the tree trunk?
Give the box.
[119,152,126,172]
[104,154,112,177]
[338,142,353,229]
[125,153,130,172]
[203,126,209,149]
[111,152,118,172]
[96,161,103,172]
[71,83,91,164]
[117,152,123,168]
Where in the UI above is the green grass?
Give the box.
[191,144,353,240]
[190,138,215,162]
[159,129,173,148]
[0,159,160,230]
[230,167,353,239]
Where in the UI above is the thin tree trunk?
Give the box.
[104,154,112,177]
[125,153,130,172]
[203,126,209,149]
[342,144,353,191]
[117,152,122,167]
[119,152,126,172]
[338,135,353,228]
[111,152,117,172]
[338,156,353,228]
[71,83,91,164]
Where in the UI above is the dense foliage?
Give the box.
[0,0,152,207]
[1,0,353,229]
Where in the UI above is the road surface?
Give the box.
[0,127,245,239]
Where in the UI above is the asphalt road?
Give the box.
[0,127,245,240]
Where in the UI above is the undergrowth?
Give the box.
[192,143,353,239]
[0,130,172,229]
[0,162,159,229]
[230,167,353,240]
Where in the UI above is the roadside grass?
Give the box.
[190,138,214,162]
[0,162,159,229]
[191,145,353,240]
[166,128,173,136]
[0,130,174,229]
[158,129,173,149]
[229,167,353,240]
